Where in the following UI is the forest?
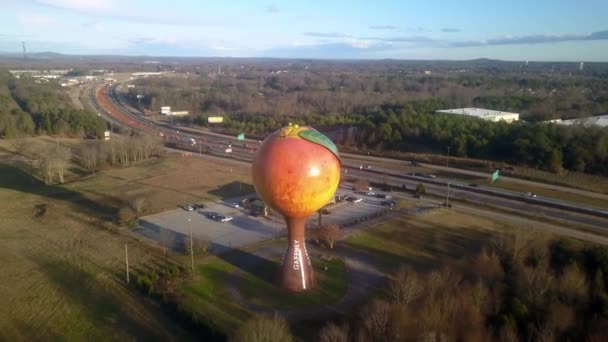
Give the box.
[0,71,105,138]
[174,98,608,176]
[126,62,608,122]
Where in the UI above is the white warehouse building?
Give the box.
[435,108,520,123]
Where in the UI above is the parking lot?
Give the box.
[137,187,393,253]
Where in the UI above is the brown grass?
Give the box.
[0,139,257,341]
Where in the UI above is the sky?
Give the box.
[1,0,607,61]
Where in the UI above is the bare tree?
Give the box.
[131,196,147,218]
[318,322,349,342]
[471,280,489,313]
[558,263,587,303]
[52,145,72,184]
[498,323,519,342]
[319,224,342,249]
[521,261,554,308]
[233,314,293,342]
[474,248,504,285]
[360,299,394,341]
[389,266,420,306]
[308,226,322,245]
[353,178,370,192]
[80,144,99,175]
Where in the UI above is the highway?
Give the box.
[88,81,608,231]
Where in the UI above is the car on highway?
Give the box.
[382,200,396,207]
[228,202,240,208]
[216,215,233,223]
[365,191,376,196]
[524,192,538,198]
[375,193,392,199]
[345,196,363,203]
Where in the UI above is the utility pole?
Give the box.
[164,247,168,287]
[189,218,194,272]
[199,140,202,157]
[446,146,451,207]
[125,244,130,284]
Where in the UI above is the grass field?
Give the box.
[238,256,348,309]
[345,209,510,274]
[0,138,255,341]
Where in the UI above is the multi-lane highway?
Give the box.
[89,81,608,231]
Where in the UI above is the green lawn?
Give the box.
[238,257,348,309]
[180,260,251,334]
[345,210,502,273]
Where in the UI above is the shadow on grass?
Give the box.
[208,181,255,201]
[0,163,118,221]
[29,255,166,341]
[213,243,278,283]
[345,219,496,274]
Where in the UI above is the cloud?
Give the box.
[33,0,192,25]
[265,3,279,13]
[450,30,608,47]
[35,0,118,13]
[16,12,57,28]
[369,25,397,30]
[361,35,437,43]
[407,27,429,33]
[303,32,351,38]
[441,28,461,33]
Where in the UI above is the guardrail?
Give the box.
[344,164,608,220]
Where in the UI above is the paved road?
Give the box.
[345,168,608,231]
[342,152,608,201]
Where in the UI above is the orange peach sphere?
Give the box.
[252,126,341,218]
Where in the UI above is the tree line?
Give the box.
[231,232,608,341]
[0,70,105,138]
[12,134,161,185]
[177,98,608,176]
[125,65,608,122]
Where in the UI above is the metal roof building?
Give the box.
[549,115,608,128]
[435,108,520,123]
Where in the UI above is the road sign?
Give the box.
[208,116,224,123]
[491,170,500,183]
[237,133,245,140]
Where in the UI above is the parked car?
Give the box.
[365,191,376,196]
[345,196,363,203]
[183,205,194,211]
[228,202,240,208]
[375,193,392,199]
[193,203,205,209]
[217,215,233,222]
[204,212,220,219]
[382,200,396,207]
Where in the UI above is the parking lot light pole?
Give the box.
[189,218,194,272]
[446,146,451,207]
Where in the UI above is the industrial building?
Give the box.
[547,115,608,128]
[435,108,520,122]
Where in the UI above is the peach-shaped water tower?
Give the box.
[252,124,340,291]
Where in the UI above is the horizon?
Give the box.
[1,0,608,61]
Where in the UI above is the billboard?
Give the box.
[208,116,224,123]
[161,106,171,115]
[237,133,245,140]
